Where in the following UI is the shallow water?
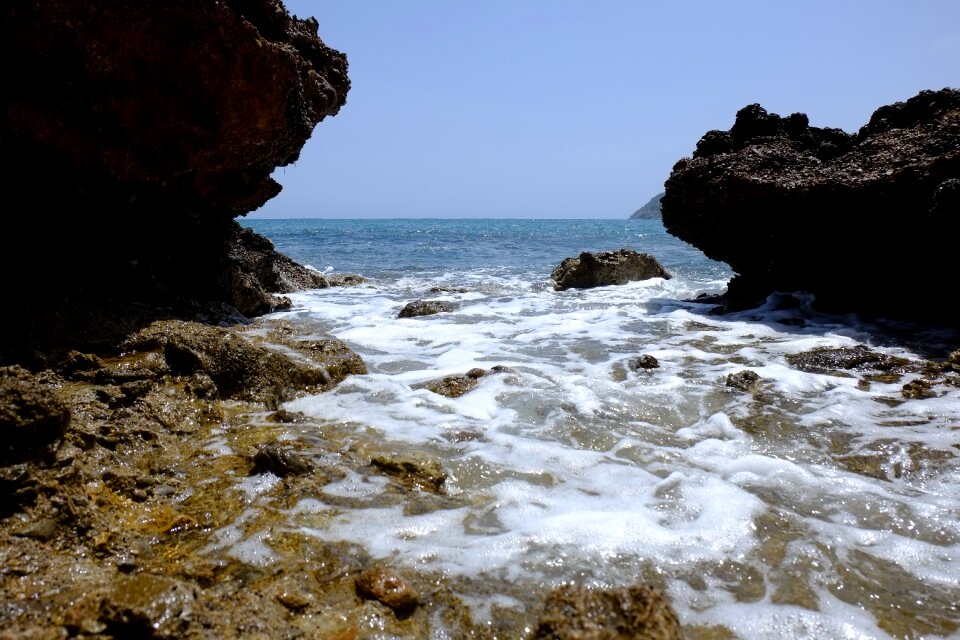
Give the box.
[239,218,960,638]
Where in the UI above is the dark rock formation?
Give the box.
[785,345,916,375]
[398,300,456,318]
[630,192,664,219]
[552,249,671,291]
[662,89,960,322]
[0,0,350,364]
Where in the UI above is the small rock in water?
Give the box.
[533,583,681,639]
[371,453,447,494]
[327,273,365,287]
[629,355,660,370]
[398,299,456,318]
[413,366,506,398]
[250,444,314,477]
[902,379,937,399]
[726,370,762,392]
[355,566,420,616]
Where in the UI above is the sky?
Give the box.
[250,1,960,219]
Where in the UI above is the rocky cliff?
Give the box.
[0,0,350,364]
[662,88,960,323]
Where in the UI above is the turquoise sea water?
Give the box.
[241,217,731,285]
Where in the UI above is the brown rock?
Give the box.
[414,368,489,398]
[371,454,447,494]
[355,567,420,616]
[0,366,70,465]
[124,319,364,405]
[534,583,681,640]
[99,574,196,639]
[250,444,314,477]
[726,370,761,392]
[902,379,937,399]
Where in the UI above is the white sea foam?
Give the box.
[235,262,960,637]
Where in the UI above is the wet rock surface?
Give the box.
[371,453,448,494]
[398,299,456,318]
[533,583,682,640]
[5,315,679,637]
[726,369,762,392]
[629,355,661,370]
[355,566,421,616]
[413,367,502,398]
[662,88,960,322]
[0,366,70,465]
[552,249,671,291]
[785,345,918,375]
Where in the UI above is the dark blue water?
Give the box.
[240,217,731,283]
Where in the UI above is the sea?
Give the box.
[240,217,960,639]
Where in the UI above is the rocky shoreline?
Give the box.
[1,312,695,638]
[3,0,959,637]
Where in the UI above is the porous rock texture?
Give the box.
[533,583,681,640]
[662,88,960,322]
[0,0,350,364]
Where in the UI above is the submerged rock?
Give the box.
[533,583,681,640]
[413,367,490,398]
[398,300,456,318]
[902,379,938,400]
[250,444,314,477]
[662,88,960,322]
[551,249,671,291]
[371,453,448,494]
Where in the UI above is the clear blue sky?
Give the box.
[250,0,960,219]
